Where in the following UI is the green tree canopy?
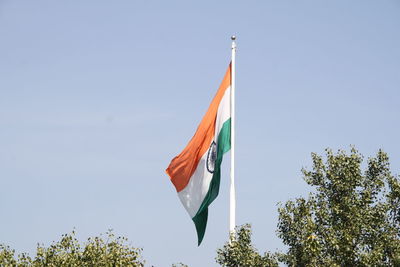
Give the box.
[216,224,278,267]
[277,148,400,266]
[0,230,144,267]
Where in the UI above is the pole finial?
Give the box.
[231,35,236,41]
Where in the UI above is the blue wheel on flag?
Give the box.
[206,141,217,173]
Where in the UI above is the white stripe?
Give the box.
[177,151,213,217]
[215,86,231,141]
[178,87,231,218]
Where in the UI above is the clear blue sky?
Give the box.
[1,1,399,266]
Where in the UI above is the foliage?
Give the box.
[216,224,278,267]
[277,148,400,266]
[0,230,144,267]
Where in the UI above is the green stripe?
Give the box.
[192,118,231,245]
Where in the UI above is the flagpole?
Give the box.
[230,36,236,236]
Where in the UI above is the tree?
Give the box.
[216,224,278,267]
[0,230,144,267]
[277,148,400,266]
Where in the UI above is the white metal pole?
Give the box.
[229,36,236,235]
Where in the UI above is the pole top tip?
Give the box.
[231,35,236,41]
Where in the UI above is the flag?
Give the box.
[166,64,232,245]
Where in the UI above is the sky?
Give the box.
[0,0,399,266]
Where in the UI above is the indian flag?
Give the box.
[166,64,232,245]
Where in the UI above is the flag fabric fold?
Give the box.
[166,64,232,245]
